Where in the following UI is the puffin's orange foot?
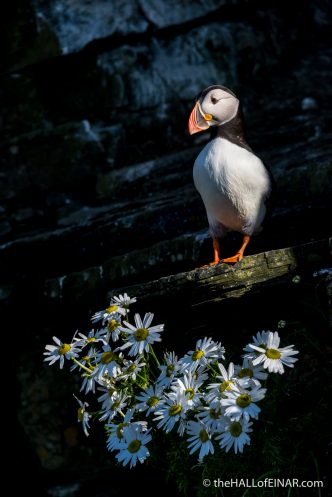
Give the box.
[222,253,243,264]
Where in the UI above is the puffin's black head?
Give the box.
[188,85,239,135]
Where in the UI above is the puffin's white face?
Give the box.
[188,86,239,135]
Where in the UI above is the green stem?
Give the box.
[207,361,219,376]
[71,356,94,374]
[149,345,160,366]
[136,372,148,384]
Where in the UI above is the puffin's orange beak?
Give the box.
[188,102,211,135]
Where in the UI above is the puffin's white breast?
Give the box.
[193,137,271,236]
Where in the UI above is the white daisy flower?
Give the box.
[170,373,203,407]
[206,362,242,403]
[242,330,270,361]
[216,418,253,454]
[99,392,128,423]
[103,316,122,342]
[116,424,152,468]
[120,358,146,381]
[197,402,224,433]
[119,313,164,356]
[111,293,137,309]
[157,352,181,387]
[186,421,214,462]
[74,395,91,437]
[97,385,118,410]
[73,329,106,348]
[80,371,100,394]
[250,331,299,374]
[91,303,126,325]
[136,385,165,416]
[154,390,190,434]
[106,409,142,452]
[234,358,268,387]
[95,345,122,380]
[180,337,225,372]
[222,384,266,421]
[43,336,80,369]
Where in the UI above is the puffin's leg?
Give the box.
[222,235,251,264]
[212,238,221,264]
[200,238,221,267]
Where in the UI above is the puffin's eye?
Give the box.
[211,96,219,104]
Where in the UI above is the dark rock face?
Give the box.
[2,0,332,495]
[32,0,149,54]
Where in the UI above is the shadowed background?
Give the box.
[2,1,331,496]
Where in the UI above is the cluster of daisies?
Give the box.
[44,294,299,468]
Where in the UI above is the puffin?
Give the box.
[188,85,275,265]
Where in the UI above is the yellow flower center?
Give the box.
[107,319,118,332]
[105,305,118,314]
[185,388,195,400]
[199,429,209,443]
[77,407,84,421]
[169,404,182,416]
[166,364,175,376]
[135,328,149,341]
[101,351,118,364]
[230,421,243,437]
[86,337,96,343]
[128,439,142,453]
[192,350,204,361]
[266,348,281,360]
[126,363,137,373]
[219,380,233,392]
[236,393,252,408]
[238,368,253,378]
[147,396,159,407]
[59,343,71,355]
